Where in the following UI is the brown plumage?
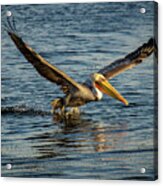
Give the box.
[5,16,157,114]
[8,32,81,95]
[98,38,157,79]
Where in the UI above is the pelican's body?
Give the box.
[5,16,157,115]
[51,84,97,110]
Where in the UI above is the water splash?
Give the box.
[1,105,51,116]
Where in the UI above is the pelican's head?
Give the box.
[91,73,128,106]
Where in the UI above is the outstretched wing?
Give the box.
[98,38,157,80]
[7,31,81,95]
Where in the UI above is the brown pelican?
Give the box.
[5,16,157,115]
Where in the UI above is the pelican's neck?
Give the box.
[85,79,103,100]
[94,86,103,100]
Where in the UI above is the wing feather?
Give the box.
[98,38,157,79]
[7,31,81,94]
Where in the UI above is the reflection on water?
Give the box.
[1,2,157,180]
[33,115,127,158]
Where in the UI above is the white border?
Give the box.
[1,0,162,186]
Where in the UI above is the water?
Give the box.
[1,2,158,180]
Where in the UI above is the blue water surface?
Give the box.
[1,2,157,180]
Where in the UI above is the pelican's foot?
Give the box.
[64,107,80,120]
[71,107,80,115]
[52,111,64,122]
[52,107,80,122]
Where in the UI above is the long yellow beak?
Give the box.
[95,80,129,106]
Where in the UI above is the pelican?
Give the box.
[4,16,157,115]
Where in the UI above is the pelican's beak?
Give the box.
[95,80,129,106]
